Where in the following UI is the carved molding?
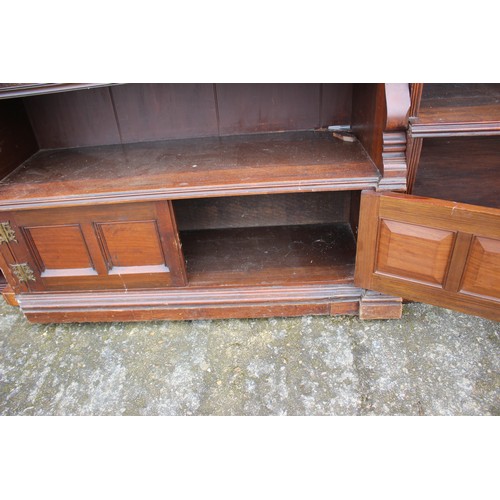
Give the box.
[18,284,367,322]
[406,135,423,194]
[385,84,411,130]
[410,121,500,138]
[409,83,424,118]
[378,131,407,191]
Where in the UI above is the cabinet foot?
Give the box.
[2,285,19,307]
[359,290,402,320]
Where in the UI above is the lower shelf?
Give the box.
[180,223,357,286]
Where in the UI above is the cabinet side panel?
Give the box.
[352,84,410,189]
[351,84,385,170]
[0,99,38,180]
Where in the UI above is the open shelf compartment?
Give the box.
[412,136,500,209]
[173,191,360,287]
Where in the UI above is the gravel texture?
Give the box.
[0,301,498,415]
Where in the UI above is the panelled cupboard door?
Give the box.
[355,191,500,321]
[0,201,186,291]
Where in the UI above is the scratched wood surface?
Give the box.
[0,131,379,209]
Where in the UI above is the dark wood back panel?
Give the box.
[412,136,500,209]
[321,84,352,127]
[0,99,38,179]
[110,84,219,142]
[23,87,121,149]
[23,84,354,149]
[173,192,351,231]
[216,84,320,134]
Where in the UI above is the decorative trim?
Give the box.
[385,84,411,130]
[406,135,423,194]
[377,131,407,191]
[0,83,120,100]
[410,121,500,138]
[409,83,424,118]
[19,284,363,309]
[17,284,365,322]
[0,175,382,212]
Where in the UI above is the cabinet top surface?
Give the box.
[0,131,380,209]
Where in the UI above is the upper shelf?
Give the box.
[411,84,500,137]
[0,131,380,210]
[0,83,118,100]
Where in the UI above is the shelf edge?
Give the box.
[410,121,500,138]
[0,177,381,211]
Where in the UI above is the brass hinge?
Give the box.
[0,222,17,245]
[10,263,36,283]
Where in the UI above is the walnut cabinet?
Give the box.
[0,83,498,322]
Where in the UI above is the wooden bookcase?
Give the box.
[0,83,498,322]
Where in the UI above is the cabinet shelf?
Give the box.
[0,131,380,210]
[181,223,357,287]
[411,84,500,137]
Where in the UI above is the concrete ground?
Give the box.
[0,300,498,416]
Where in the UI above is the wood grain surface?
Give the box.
[0,131,380,209]
[0,99,38,180]
[181,223,356,286]
[355,191,500,321]
[412,136,500,209]
[412,83,500,136]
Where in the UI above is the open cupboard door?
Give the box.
[355,191,500,321]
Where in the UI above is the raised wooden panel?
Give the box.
[375,219,455,286]
[97,220,168,272]
[461,236,500,299]
[5,201,186,291]
[24,224,95,277]
[355,191,500,321]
